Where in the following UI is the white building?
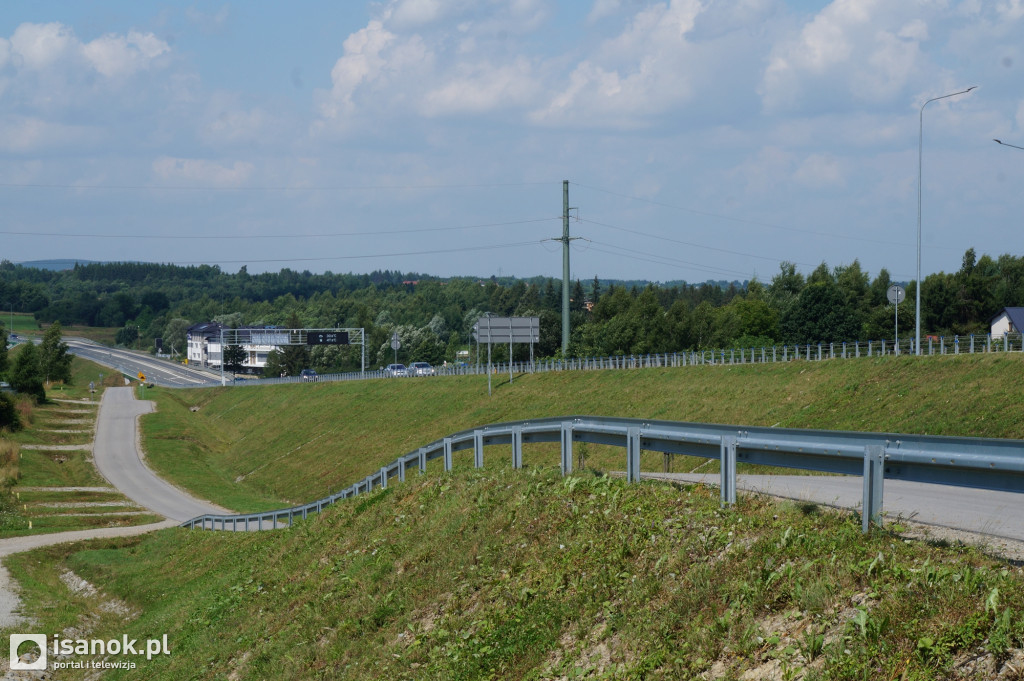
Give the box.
[186,323,288,373]
[989,307,1024,339]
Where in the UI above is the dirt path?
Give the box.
[0,521,176,629]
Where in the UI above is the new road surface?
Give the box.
[92,387,230,522]
[66,338,216,388]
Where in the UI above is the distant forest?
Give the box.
[0,249,1020,373]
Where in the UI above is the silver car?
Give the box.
[409,362,434,376]
[384,363,408,377]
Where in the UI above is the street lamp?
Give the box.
[916,86,976,355]
[994,139,1024,151]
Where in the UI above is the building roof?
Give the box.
[990,307,1024,330]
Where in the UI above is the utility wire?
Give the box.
[585,239,754,279]
[0,180,555,192]
[161,239,545,266]
[0,217,559,240]
[578,217,816,267]
[572,182,916,248]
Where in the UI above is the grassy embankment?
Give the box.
[2,311,40,337]
[2,352,1024,679]
[139,352,1024,513]
[0,353,162,536]
[6,465,1024,680]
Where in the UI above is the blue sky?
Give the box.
[1,0,1022,285]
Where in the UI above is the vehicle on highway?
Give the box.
[409,361,434,376]
[384,363,408,377]
[300,369,318,382]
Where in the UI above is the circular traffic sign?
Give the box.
[390,332,401,351]
[886,284,905,305]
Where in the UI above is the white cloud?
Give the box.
[760,0,928,111]
[794,153,844,188]
[201,104,272,146]
[9,22,76,70]
[421,58,537,115]
[3,22,168,78]
[531,0,704,126]
[152,157,255,186]
[588,0,622,24]
[0,116,97,153]
[998,0,1024,21]
[318,20,430,120]
[389,0,448,27]
[81,30,170,78]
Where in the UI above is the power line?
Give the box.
[0,180,556,192]
[572,182,916,248]
[158,239,545,266]
[585,239,754,279]
[578,217,816,267]
[0,217,559,240]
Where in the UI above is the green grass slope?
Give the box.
[140,353,1024,512]
[8,470,1024,680]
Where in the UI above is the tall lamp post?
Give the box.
[916,86,976,355]
[994,139,1024,151]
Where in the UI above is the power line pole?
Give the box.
[560,180,579,355]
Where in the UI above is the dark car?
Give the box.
[300,369,318,382]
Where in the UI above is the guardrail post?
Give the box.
[398,457,406,483]
[380,466,389,489]
[473,430,484,468]
[626,427,641,483]
[512,426,524,470]
[720,436,737,507]
[559,422,573,475]
[418,447,427,474]
[862,445,885,533]
[443,437,453,472]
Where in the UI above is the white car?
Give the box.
[409,362,434,376]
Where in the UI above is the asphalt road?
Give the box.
[646,472,1024,543]
[93,387,229,522]
[67,338,217,388]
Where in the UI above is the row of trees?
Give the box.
[2,249,1020,374]
[0,322,73,430]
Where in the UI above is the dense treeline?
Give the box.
[0,249,1021,374]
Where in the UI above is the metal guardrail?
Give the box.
[180,415,1024,534]
[197,332,1024,389]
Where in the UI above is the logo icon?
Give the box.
[10,634,47,670]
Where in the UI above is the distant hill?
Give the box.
[16,259,100,271]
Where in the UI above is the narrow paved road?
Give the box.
[646,472,1024,543]
[1,387,229,629]
[92,387,229,522]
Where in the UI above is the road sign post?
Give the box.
[887,285,906,355]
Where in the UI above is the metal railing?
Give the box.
[181,415,1024,534]
[197,332,1024,388]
